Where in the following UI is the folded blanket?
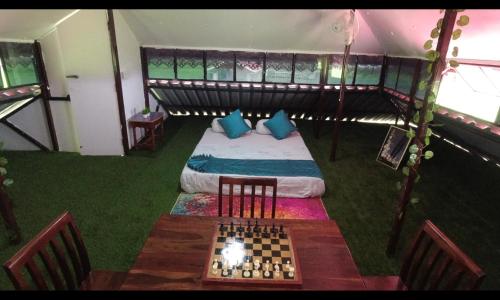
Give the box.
[187,154,323,179]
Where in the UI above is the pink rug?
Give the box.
[170,193,329,220]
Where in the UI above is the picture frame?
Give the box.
[376,125,412,170]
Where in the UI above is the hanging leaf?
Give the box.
[415,101,423,109]
[452,47,459,57]
[0,167,6,176]
[425,110,434,122]
[425,50,440,62]
[423,39,433,50]
[424,150,434,159]
[413,111,420,123]
[428,91,437,103]
[425,136,431,146]
[418,80,428,91]
[409,144,419,154]
[427,62,433,74]
[0,157,7,166]
[3,178,14,187]
[436,18,443,29]
[452,29,462,40]
[402,167,410,176]
[430,28,440,38]
[407,158,416,167]
[410,198,420,205]
[426,128,433,137]
[457,15,469,26]
[415,174,421,183]
[406,128,416,139]
[396,181,402,190]
[449,60,460,68]
[432,103,440,112]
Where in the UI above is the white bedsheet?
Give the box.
[180,128,326,198]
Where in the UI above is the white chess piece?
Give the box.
[288,266,295,277]
[274,262,280,277]
[285,260,291,271]
[243,270,250,277]
[264,270,270,277]
[222,268,228,276]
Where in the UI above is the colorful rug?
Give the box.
[170,193,329,220]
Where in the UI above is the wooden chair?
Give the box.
[363,220,485,290]
[218,176,277,218]
[3,211,126,290]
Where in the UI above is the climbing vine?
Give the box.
[0,141,14,188]
[396,9,469,204]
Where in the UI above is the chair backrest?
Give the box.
[3,211,92,290]
[399,220,485,290]
[218,176,278,218]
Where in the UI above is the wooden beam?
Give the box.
[329,43,352,161]
[33,41,59,151]
[314,55,330,138]
[404,60,422,129]
[379,55,388,91]
[107,9,130,155]
[140,46,150,108]
[386,9,457,256]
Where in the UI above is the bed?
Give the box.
[180,128,325,198]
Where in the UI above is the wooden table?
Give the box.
[121,215,366,290]
[128,112,164,151]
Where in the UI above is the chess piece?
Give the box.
[285,260,291,271]
[264,270,270,277]
[230,222,234,232]
[243,270,250,277]
[212,259,218,269]
[288,266,295,277]
[222,266,228,276]
[274,262,280,277]
[279,224,284,233]
[254,259,260,270]
[264,225,268,233]
[219,223,224,233]
[264,260,271,271]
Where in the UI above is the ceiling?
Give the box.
[0,9,499,61]
[0,9,75,41]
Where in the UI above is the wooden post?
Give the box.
[379,55,388,91]
[314,55,330,138]
[404,60,422,129]
[33,41,59,151]
[0,179,21,244]
[329,43,352,161]
[386,10,457,256]
[107,9,130,155]
[140,47,150,108]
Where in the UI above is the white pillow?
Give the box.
[211,118,252,133]
[256,119,296,135]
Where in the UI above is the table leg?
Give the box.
[132,125,137,149]
[151,125,156,151]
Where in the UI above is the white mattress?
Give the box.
[180,128,326,198]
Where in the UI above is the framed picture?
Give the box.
[376,125,412,170]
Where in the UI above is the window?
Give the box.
[437,63,500,124]
[0,42,39,87]
[355,55,383,85]
[384,57,400,89]
[146,48,175,79]
[206,51,234,81]
[265,53,293,83]
[327,54,356,85]
[176,50,204,80]
[236,52,263,82]
[396,59,418,94]
[294,54,321,84]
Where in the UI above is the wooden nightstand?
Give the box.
[128,112,165,151]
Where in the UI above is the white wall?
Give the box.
[114,10,148,148]
[56,9,123,156]
[40,29,80,152]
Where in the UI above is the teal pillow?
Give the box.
[264,110,296,140]
[217,109,251,139]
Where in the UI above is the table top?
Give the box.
[128,111,164,123]
[120,215,366,290]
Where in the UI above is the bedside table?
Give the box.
[128,111,165,151]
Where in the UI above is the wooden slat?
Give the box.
[415,247,443,290]
[260,185,266,219]
[271,184,277,219]
[406,235,434,289]
[49,239,77,290]
[59,228,84,283]
[250,185,255,219]
[400,230,425,283]
[444,267,465,290]
[25,259,48,290]
[228,183,233,217]
[428,257,452,289]
[218,177,223,217]
[239,184,244,218]
[38,248,65,290]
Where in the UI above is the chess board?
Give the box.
[202,222,302,287]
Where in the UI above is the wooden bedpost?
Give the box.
[329,42,352,161]
[386,9,457,256]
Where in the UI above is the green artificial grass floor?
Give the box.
[1,116,499,289]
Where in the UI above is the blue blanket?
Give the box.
[187,154,323,179]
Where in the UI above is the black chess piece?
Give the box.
[247,220,252,232]
[230,222,234,232]
[219,223,224,234]
[279,224,284,233]
[264,225,268,233]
